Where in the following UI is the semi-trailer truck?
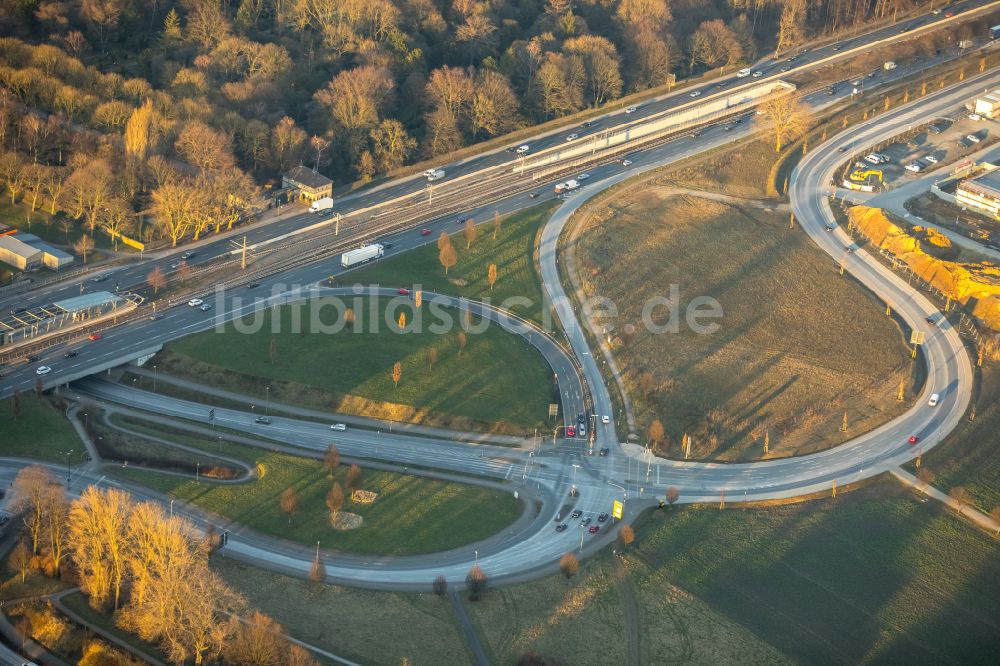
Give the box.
[341,244,384,268]
[309,197,334,213]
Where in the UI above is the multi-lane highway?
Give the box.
[2,0,997,318]
[0,8,994,591]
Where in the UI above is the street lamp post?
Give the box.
[152,364,157,393]
[250,405,255,430]
[474,549,479,566]
[170,498,175,518]
[265,386,271,416]
[62,449,73,487]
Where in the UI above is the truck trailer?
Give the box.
[341,244,384,268]
[309,197,334,214]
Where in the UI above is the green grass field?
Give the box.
[214,558,471,665]
[0,394,80,462]
[110,437,521,556]
[163,296,554,434]
[630,486,1000,664]
[575,192,912,461]
[350,203,557,326]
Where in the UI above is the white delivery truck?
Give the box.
[737,68,752,78]
[309,197,334,214]
[564,179,580,191]
[426,169,445,181]
[341,244,384,268]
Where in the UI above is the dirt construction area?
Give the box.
[572,185,915,462]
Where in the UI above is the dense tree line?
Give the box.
[0,0,936,188]
[10,466,318,665]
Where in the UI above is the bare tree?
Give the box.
[457,331,468,356]
[426,347,439,371]
[647,419,665,448]
[280,487,300,524]
[10,540,31,583]
[466,565,487,601]
[433,575,448,596]
[618,524,635,548]
[759,94,812,153]
[225,611,283,665]
[949,486,973,513]
[439,242,458,275]
[309,553,325,586]
[68,486,132,610]
[11,466,59,555]
[326,482,344,521]
[916,467,935,485]
[437,231,451,251]
[488,263,497,290]
[345,464,363,492]
[268,337,277,364]
[73,234,95,264]
[323,443,340,476]
[559,552,579,579]
[666,487,679,506]
[147,266,166,295]
[464,218,477,248]
[392,361,402,388]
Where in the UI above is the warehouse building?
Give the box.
[282,166,334,202]
[956,170,1000,220]
[974,90,1000,119]
[15,233,74,270]
[0,234,42,269]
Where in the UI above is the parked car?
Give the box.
[966,134,981,143]
[905,162,923,173]
[924,155,939,164]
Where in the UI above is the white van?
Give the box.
[928,393,940,407]
[737,68,752,78]
[515,145,530,155]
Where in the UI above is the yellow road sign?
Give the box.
[612,500,623,520]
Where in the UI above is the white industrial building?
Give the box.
[974,90,1000,119]
[0,235,42,269]
[956,170,1000,220]
[15,233,74,270]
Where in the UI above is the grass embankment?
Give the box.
[575,189,912,461]
[628,486,1000,664]
[0,394,80,462]
[466,485,1000,664]
[160,295,554,434]
[655,139,779,198]
[110,434,521,556]
[915,358,1000,512]
[350,203,557,327]
[214,558,471,665]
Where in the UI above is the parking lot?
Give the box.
[854,110,997,188]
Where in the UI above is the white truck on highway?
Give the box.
[883,61,897,71]
[424,168,446,181]
[341,244,384,268]
[554,179,580,194]
[309,197,334,214]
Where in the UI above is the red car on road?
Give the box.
[566,426,576,437]
[588,525,600,534]
[420,228,432,236]
[398,288,410,296]
[908,435,919,445]
[88,333,102,341]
